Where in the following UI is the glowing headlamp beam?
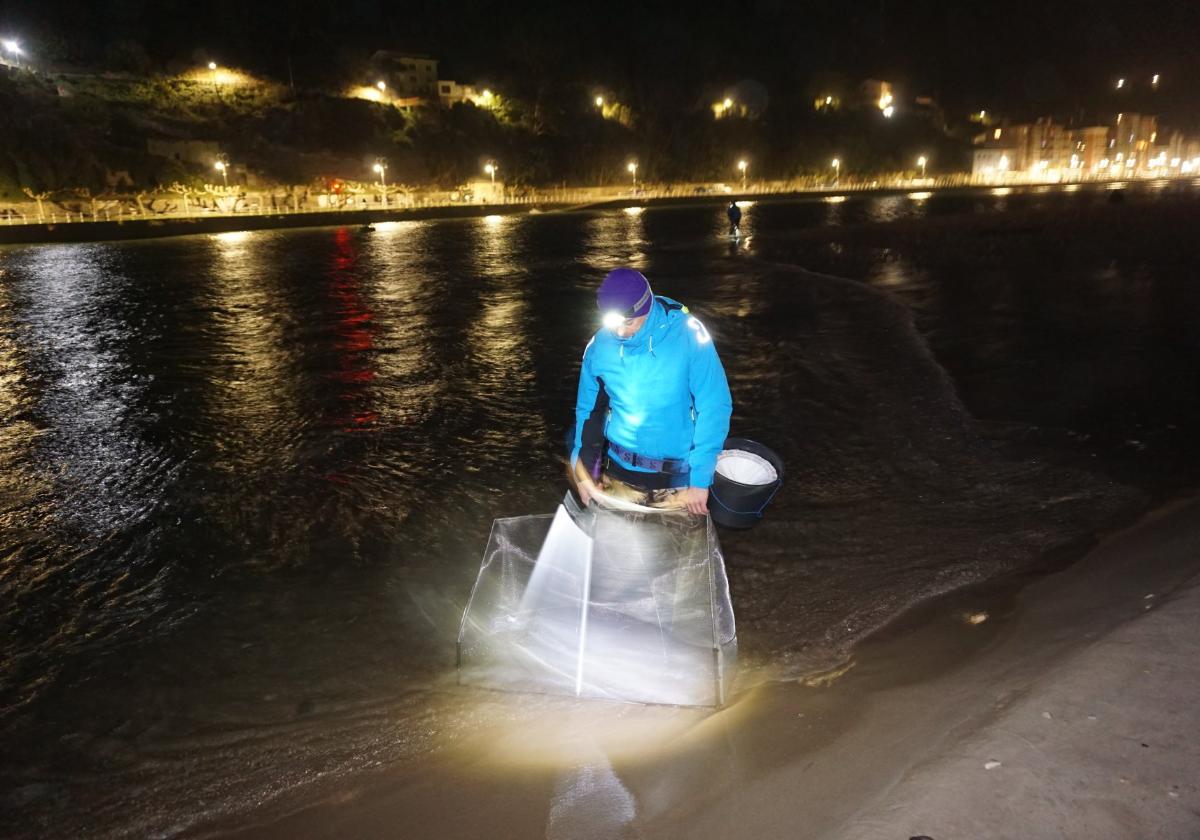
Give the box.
[602,311,625,330]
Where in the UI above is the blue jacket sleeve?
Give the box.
[686,322,732,487]
[570,338,600,470]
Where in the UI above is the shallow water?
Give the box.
[1,184,1198,836]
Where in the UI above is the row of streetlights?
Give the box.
[210,152,932,197]
[829,154,929,180]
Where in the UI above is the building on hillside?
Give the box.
[977,118,1088,175]
[1111,112,1157,172]
[972,146,1017,177]
[1074,126,1110,170]
[371,52,438,98]
[859,79,895,113]
[438,80,488,107]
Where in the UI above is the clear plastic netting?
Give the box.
[457,493,737,707]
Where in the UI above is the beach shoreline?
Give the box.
[0,177,1158,248]
[202,494,1200,839]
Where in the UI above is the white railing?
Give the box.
[2,171,1194,227]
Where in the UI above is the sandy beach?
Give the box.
[207,497,1200,839]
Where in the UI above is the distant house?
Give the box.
[371,51,438,99]
[859,79,895,112]
[972,147,1017,177]
[438,80,486,107]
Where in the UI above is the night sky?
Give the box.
[3,0,1200,124]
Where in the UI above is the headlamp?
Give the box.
[602,311,625,330]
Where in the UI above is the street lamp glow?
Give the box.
[2,39,21,55]
[998,155,1009,172]
[595,95,604,107]
[484,161,497,184]
[737,159,748,189]
[376,80,386,91]
[1152,74,1160,87]
[214,157,229,189]
[882,105,894,118]
[831,158,840,181]
[626,161,638,188]
[917,155,927,178]
[208,61,217,70]
[373,158,388,206]
[723,98,733,108]
[1116,77,1125,89]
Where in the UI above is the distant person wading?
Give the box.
[727,201,742,236]
[571,268,733,516]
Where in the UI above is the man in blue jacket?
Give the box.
[571,268,732,516]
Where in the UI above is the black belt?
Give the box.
[608,442,689,476]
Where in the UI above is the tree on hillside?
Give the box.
[21,187,50,221]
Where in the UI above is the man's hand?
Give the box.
[577,477,596,507]
[677,486,710,516]
[572,462,598,507]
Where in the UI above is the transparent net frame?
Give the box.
[457,493,737,708]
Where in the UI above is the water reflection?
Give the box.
[467,215,547,470]
[366,221,440,438]
[328,227,378,434]
[870,257,911,288]
[867,194,909,224]
[823,195,847,226]
[206,230,297,464]
[586,206,647,268]
[14,245,165,534]
[0,274,47,540]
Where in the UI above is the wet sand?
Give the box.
[210,498,1200,839]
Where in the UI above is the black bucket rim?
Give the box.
[715,437,785,489]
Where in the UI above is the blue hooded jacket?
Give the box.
[571,296,732,488]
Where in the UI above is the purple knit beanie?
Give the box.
[597,268,654,318]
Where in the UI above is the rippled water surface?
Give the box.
[2,184,1198,837]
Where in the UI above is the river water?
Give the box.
[2,183,1198,837]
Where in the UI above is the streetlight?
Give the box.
[1116,77,1125,90]
[1152,73,1160,88]
[376,80,386,91]
[1,38,21,68]
[627,160,638,189]
[595,95,604,108]
[917,155,928,179]
[737,159,748,190]
[207,61,220,95]
[831,157,840,182]
[373,158,388,208]
[484,161,497,184]
[214,155,229,189]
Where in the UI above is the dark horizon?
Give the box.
[3,0,1200,126]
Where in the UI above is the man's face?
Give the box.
[614,314,648,339]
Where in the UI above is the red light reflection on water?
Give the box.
[329,227,378,432]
